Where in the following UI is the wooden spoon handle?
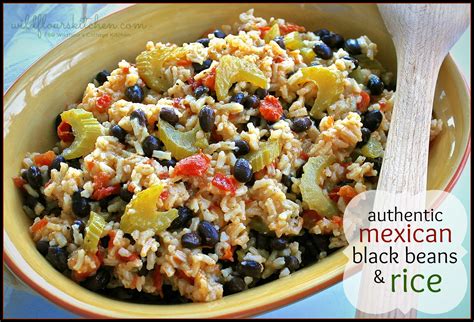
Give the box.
[377,56,441,194]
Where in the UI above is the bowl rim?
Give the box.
[3,4,471,318]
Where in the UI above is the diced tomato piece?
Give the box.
[201,67,216,90]
[175,270,194,285]
[34,150,56,167]
[174,153,210,177]
[127,183,135,193]
[212,173,238,194]
[154,266,163,291]
[31,218,48,233]
[337,185,357,204]
[160,190,169,201]
[176,59,192,67]
[328,186,341,202]
[159,172,170,179]
[274,55,285,63]
[72,270,91,282]
[302,209,322,229]
[187,77,202,91]
[96,250,105,266]
[300,151,309,161]
[279,23,306,35]
[356,91,370,112]
[13,176,27,189]
[172,98,183,108]
[96,94,113,113]
[57,121,74,143]
[222,246,235,262]
[108,231,116,250]
[258,25,271,38]
[259,95,283,122]
[92,184,121,201]
[93,172,111,190]
[122,67,129,73]
[117,252,140,262]
[332,215,343,226]
[379,101,387,111]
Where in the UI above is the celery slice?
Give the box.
[120,184,178,234]
[60,109,103,160]
[300,156,339,218]
[158,119,208,160]
[215,55,268,101]
[360,137,384,158]
[244,139,280,172]
[83,211,106,253]
[264,24,280,43]
[288,66,344,119]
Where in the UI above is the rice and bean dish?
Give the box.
[14,10,443,303]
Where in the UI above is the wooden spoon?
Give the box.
[355,4,469,318]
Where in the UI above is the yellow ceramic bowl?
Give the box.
[4,3,470,318]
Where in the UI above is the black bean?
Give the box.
[24,194,39,210]
[49,207,62,217]
[142,135,162,157]
[198,106,215,132]
[284,255,300,272]
[192,59,212,74]
[95,70,110,86]
[196,38,210,47]
[181,232,201,249]
[72,191,91,218]
[55,114,62,131]
[253,233,269,250]
[123,233,135,245]
[237,260,262,278]
[273,36,286,49]
[244,173,256,188]
[110,125,127,143]
[130,109,147,127]
[344,38,361,55]
[213,29,226,38]
[271,237,288,251]
[125,85,144,103]
[36,240,50,256]
[45,246,68,272]
[234,139,250,156]
[224,276,246,295]
[314,28,330,38]
[137,263,149,277]
[254,88,269,100]
[370,157,383,173]
[100,235,110,248]
[230,92,245,104]
[73,219,85,234]
[82,268,111,291]
[115,287,136,300]
[311,234,330,252]
[363,110,383,132]
[313,42,333,60]
[242,95,259,109]
[158,158,177,168]
[197,221,219,247]
[367,74,384,95]
[295,163,305,178]
[194,85,209,98]
[291,117,312,133]
[321,32,344,49]
[119,186,134,202]
[233,158,253,183]
[342,56,359,69]
[26,166,43,189]
[169,206,194,230]
[246,116,261,130]
[357,127,372,147]
[99,195,116,211]
[281,174,293,191]
[67,158,81,170]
